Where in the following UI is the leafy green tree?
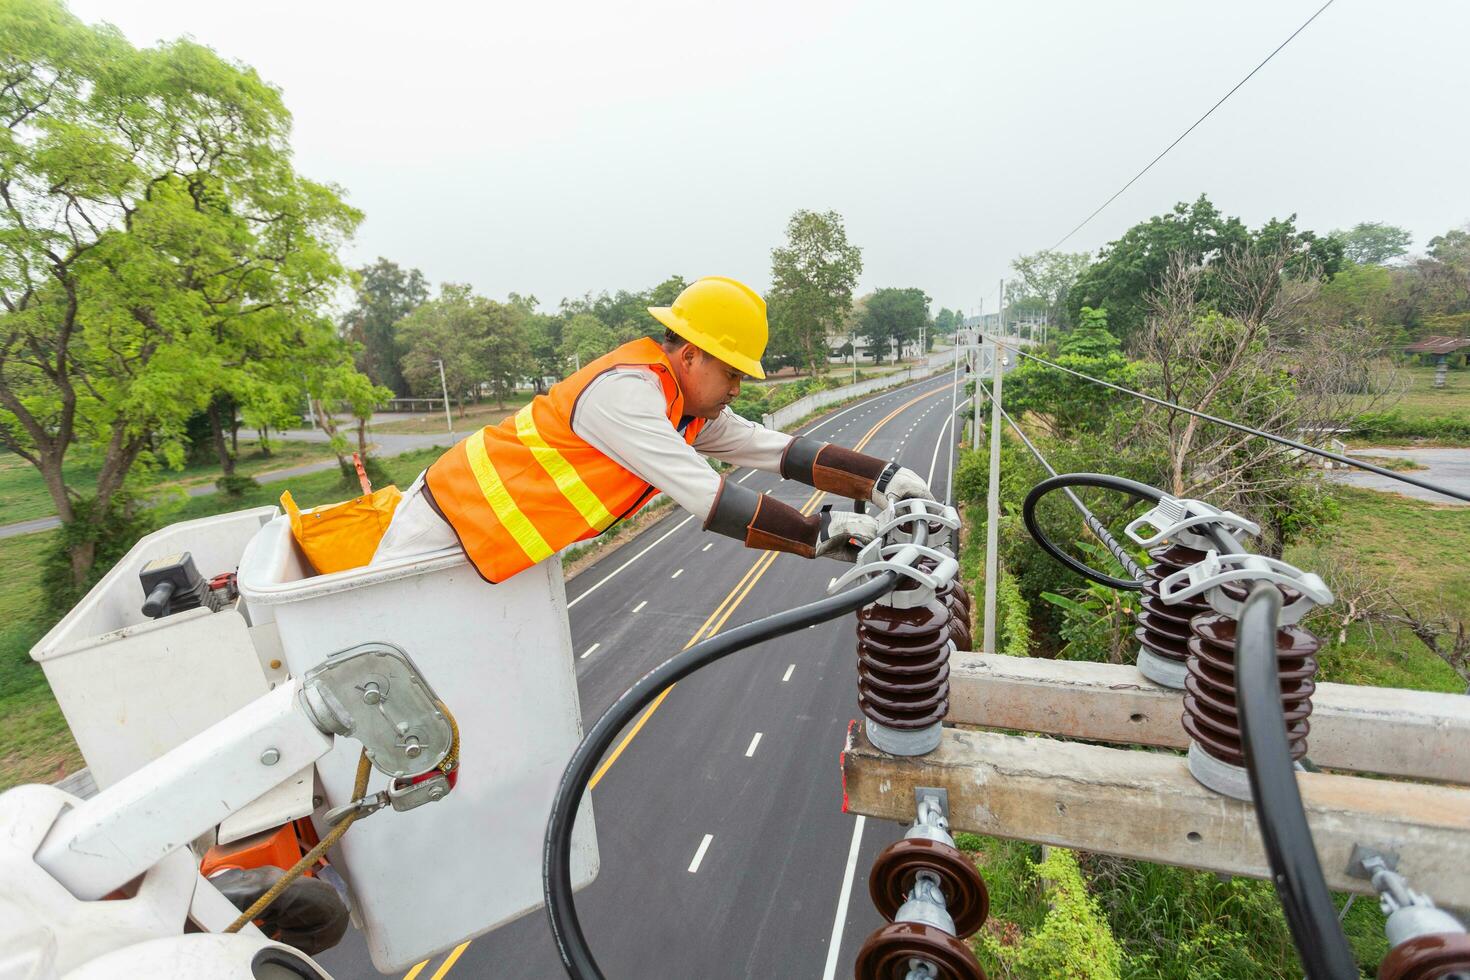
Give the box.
[1010,249,1091,328]
[478,299,533,409]
[768,209,863,375]
[0,0,360,587]
[1427,225,1470,265]
[344,258,429,396]
[933,307,960,339]
[1331,222,1413,266]
[397,284,486,415]
[558,312,618,370]
[1005,307,1133,436]
[859,287,930,364]
[1067,195,1340,342]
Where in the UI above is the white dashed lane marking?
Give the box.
[632,600,647,612]
[701,542,713,552]
[782,664,795,682]
[688,834,714,873]
[581,643,600,660]
[671,568,683,579]
[745,732,763,757]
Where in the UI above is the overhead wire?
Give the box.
[1048,0,1336,251]
[985,336,1470,504]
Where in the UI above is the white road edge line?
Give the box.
[782,664,795,682]
[820,815,867,980]
[927,410,954,486]
[632,600,647,613]
[567,515,693,609]
[580,643,600,660]
[688,834,714,873]
[745,732,762,757]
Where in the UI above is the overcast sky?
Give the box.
[70,0,1470,315]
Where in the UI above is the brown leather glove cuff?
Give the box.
[780,437,893,501]
[704,476,819,558]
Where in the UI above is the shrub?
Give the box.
[981,848,1124,979]
[214,474,260,497]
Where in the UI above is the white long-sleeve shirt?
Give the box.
[571,366,793,521]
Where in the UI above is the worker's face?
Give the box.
[673,343,744,419]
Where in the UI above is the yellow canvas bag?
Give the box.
[280,455,402,574]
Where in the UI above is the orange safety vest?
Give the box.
[425,338,707,583]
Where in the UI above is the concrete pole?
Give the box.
[436,358,454,439]
[982,278,1005,655]
[947,344,960,504]
[972,299,984,451]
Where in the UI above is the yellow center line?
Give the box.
[422,379,954,979]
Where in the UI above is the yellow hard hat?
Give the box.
[648,276,768,380]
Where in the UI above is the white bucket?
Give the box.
[31,507,283,789]
[237,515,598,972]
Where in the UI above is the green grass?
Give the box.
[1289,486,1469,693]
[0,444,449,790]
[1390,365,1470,422]
[1,438,336,524]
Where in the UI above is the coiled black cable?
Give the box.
[1236,583,1358,979]
[542,552,911,978]
[1021,473,1167,590]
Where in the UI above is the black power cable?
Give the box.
[989,337,1470,504]
[1020,473,1163,591]
[1235,584,1359,979]
[543,548,916,978]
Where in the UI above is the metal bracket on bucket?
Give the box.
[299,642,453,779]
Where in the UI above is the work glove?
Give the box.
[872,464,937,511]
[814,506,880,562]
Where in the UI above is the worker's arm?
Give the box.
[779,436,937,509]
[573,371,876,559]
[693,409,936,508]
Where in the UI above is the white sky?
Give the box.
[70,0,1470,315]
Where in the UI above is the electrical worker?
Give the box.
[371,275,935,576]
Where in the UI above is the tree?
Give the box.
[397,284,486,415]
[768,209,863,376]
[860,288,930,364]
[1427,224,1470,265]
[558,312,618,370]
[1009,250,1090,328]
[1331,222,1413,266]
[1005,307,1133,437]
[478,299,532,409]
[933,308,959,339]
[0,0,361,589]
[343,258,429,396]
[1067,195,1341,343]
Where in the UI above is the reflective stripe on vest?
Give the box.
[465,428,554,565]
[514,406,619,534]
[424,338,708,583]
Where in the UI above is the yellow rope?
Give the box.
[224,748,370,935]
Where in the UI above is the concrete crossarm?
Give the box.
[947,653,1470,785]
[842,724,1470,907]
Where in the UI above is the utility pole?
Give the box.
[982,278,1005,655]
[850,324,858,384]
[436,358,454,439]
[972,299,984,451]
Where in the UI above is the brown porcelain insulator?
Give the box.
[854,922,987,980]
[1181,611,1321,767]
[1136,544,1213,664]
[916,555,973,651]
[857,584,952,731]
[868,838,990,939]
[1377,932,1470,980]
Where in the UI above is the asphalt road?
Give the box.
[316,370,970,980]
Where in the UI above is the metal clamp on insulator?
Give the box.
[875,498,962,549]
[830,541,959,608]
[1125,495,1260,552]
[1158,551,1332,624]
